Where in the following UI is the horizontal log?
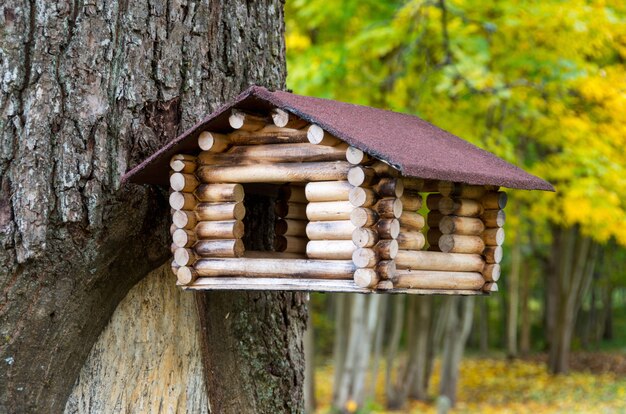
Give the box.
[352,227,379,248]
[482,209,506,228]
[195,239,244,257]
[169,192,197,211]
[170,157,196,173]
[274,236,308,253]
[439,234,485,254]
[228,125,309,145]
[483,245,503,264]
[170,173,199,192]
[285,202,308,220]
[171,154,196,162]
[394,270,485,290]
[194,258,356,279]
[229,109,267,131]
[482,191,508,209]
[375,198,403,219]
[483,282,498,292]
[426,228,442,246]
[438,197,484,217]
[371,161,400,177]
[349,187,377,207]
[275,219,307,237]
[426,194,443,210]
[427,210,445,228]
[306,201,354,221]
[376,260,397,280]
[196,220,244,239]
[403,177,425,191]
[172,210,197,229]
[376,219,400,239]
[171,260,180,276]
[439,216,484,235]
[271,108,308,129]
[375,239,398,260]
[177,266,198,285]
[196,202,245,221]
[397,230,426,250]
[396,250,485,272]
[352,248,378,268]
[482,263,501,282]
[195,183,244,202]
[438,182,486,199]
[482,228,505,246]
[354,268,379,288]
[305,181,353,202]
[399,211,425,230]
[172,228,196,248]
[400,191,422,211]
[306,240,356,260]
[198,131,229,152]
[347,166,377,187]
[421,180,440,192]
[346,146,372,165]
[373,178,404,198]
[243,251,306,259]
[307,124,341,146]
[197,143,347,165]
[279,184,307,203]
[306,220,356,240]
[350,207,379,227]
[376,280,394,290]
[197,161,351,183]
[174,247,198,267]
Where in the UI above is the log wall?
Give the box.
[167,110,507,294]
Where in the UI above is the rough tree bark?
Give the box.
[0,1,304,412]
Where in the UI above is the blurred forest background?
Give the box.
[284,1,626,412]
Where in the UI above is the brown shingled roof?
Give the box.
[123,85,554,191]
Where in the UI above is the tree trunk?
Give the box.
[439,296,474,406]
[304,308,316,414]
[519,261,532,356]
[507,238,521,358]
[64,265,208,413]
[0,1,301,412]
[547,225,598,374]
[478,297,489,353]
[408,296,434,402]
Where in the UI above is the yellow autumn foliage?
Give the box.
[286,0,626,246]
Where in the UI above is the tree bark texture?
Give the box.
[64,265,208,413]
[0,0,293,412]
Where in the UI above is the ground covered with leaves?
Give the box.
[315,353,626,413]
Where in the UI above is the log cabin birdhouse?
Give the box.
[124,86,553,295]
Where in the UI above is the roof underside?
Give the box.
[123,86,554,191]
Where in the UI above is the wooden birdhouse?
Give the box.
[124,86,553,295]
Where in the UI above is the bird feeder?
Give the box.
[124,86,553,295]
